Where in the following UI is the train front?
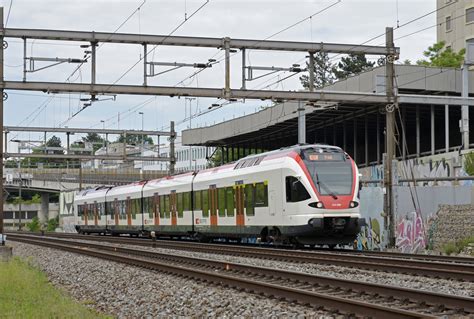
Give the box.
[287,146,365,246]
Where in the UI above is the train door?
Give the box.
[94,201,98,226]
[209,185,218,226]
[84,202,88,226]
[235,181,245,226]
[170,191,177,226]
[154,193,160,226]
[269,190,276,216]
[114,199,119,225]
[126,197,132,226]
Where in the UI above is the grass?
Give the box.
[0,257,111,319]
[442,235,474,255]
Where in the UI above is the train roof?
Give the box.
[74,144,344,195]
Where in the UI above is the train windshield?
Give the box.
[301,150,353,197]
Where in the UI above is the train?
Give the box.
[74,144,365,247]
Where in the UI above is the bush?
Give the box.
[26,217,40,232]
[47,216,59,232]
[442,236,474,255]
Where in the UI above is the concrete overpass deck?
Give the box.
[182,65,474,166]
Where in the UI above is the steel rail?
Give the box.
[11,234,462,318]
[21,232,474,281]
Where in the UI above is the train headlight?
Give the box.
[309,202,324,208]
[349,201,359,208]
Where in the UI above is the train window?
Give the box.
[164,195,170,219]
[255,182,268,207]
[159,195,165,219]
[225,187,234,217]
[194,191,202,210]
[132,198,140,220]
[286,176,311,202]
[89,204,94,220]
[218,188,226,217]
[245,184,255,216]
[143,197,152,218]
[78,204,84,220]
[177,193,184,218]
[202,189,209,217]
[106,202,113,217]
[183,192,191,211]
[154,195,160,218]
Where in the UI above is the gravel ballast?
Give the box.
[70,239,474,298]
[11,242,331,318]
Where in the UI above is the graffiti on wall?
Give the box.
[395,210,426,253]
[359,151,469,186]
[59,191,77,233]
[354,217,384,250]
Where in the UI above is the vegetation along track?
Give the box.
[12,232,474,282]
[9,233,474,318]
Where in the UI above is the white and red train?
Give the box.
[74,144,364,246]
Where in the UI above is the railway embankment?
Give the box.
[428,205,474,253]
[6,234,474,318]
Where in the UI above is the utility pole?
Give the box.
[384,27,397,247]
[138,111,144,154]
[18,160,22,231]
[461,45,472,150]
[0,7,4,245]
[185,97,196,170]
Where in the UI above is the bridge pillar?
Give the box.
[40,193,49,223]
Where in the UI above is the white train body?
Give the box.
[75,144,364,245]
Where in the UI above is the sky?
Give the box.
[2,0,438,150]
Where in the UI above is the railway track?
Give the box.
[9,233,474,318]
[11,232,474,281]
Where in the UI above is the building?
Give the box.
[437,0,474,52]
[135,136,215,173]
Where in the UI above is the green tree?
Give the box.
[26,217,41,232]
[299,52,335,89]
[82,133,105,153]
[416,41,465,68]
[332,53,375,80]
[116,134,153,146]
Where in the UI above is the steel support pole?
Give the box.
[353,119,357,162]
[18,161,21,231]
[462,63,469,149]
[431,104,435,155]
[66,132,70,154]
[91,41,97,85]
[376,112,380,164]
[416,105,420,157]
[143,44,147,86]
[343,121,347,151]
[384,27,396,248]
[241,48,246,90]
[365,114,368,166]
[170,121,175,175]
[309,52,315,92]
[0,7,4,244]
[79,160,83,191]
[224,37,231,98]
[333,120,336,146]
[297,101,306,144]
[445,96,450,152]
[23,37,27,82]
[402,105,406,160]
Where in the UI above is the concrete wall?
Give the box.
[3,203,59,230]
[59,191,77,233]
[357,184,474,252]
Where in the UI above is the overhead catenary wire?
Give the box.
[5,0,13,27]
